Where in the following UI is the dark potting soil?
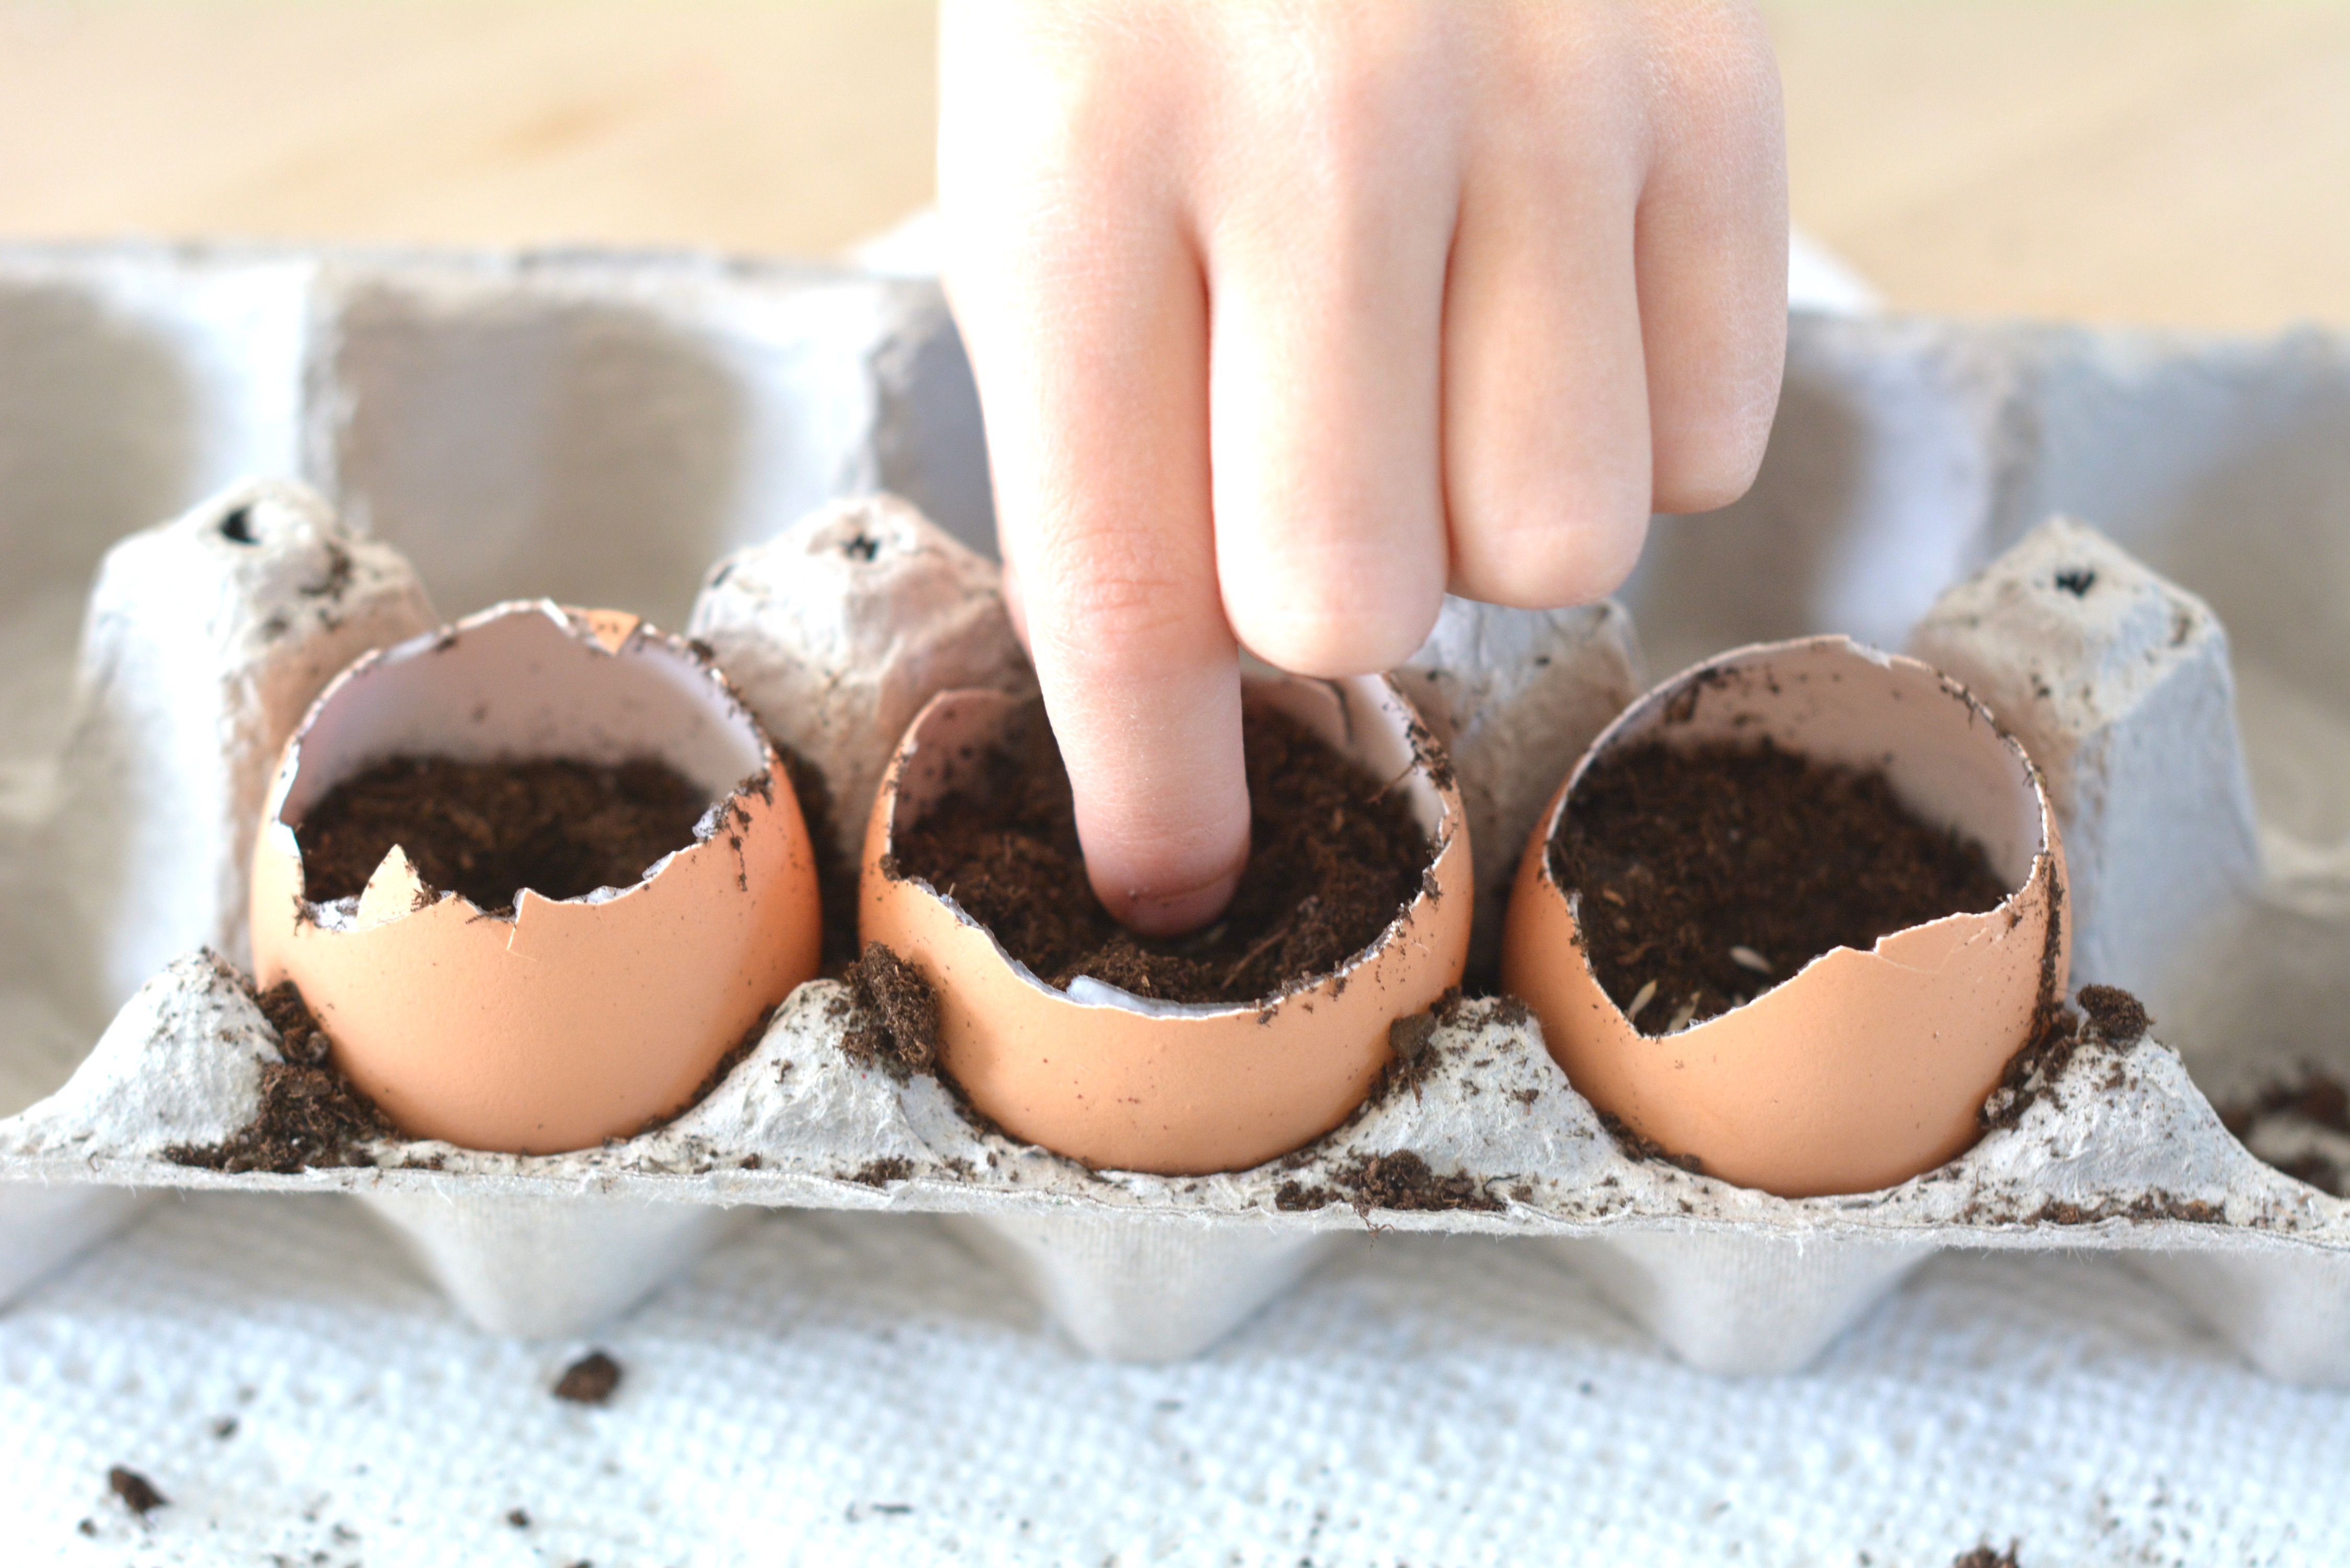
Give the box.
[107,1467,167,1517]
[165,982,395,1174]
[2219,1066,2350,1198]
[886,702,1433,1006]
[1953,1547,2023,1568]
[842,941,940,1082]
[294,755,715,912]
[1272,1148,1502,1217]
[1550,739,2012,1035]
[553,1351,623,1405]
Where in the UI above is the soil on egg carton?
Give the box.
[1551,739,2013,1035]
[883,700,1433,1006]
[166,982,395,1174]
[2218,1066,2350,1198]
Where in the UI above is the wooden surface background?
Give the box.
[0,0,2345,331]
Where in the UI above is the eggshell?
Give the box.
[860,674,1471,1177]
[1501,636,2069,1198]
[250,601,822,1154]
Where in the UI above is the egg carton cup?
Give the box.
[2,249,2348,1379]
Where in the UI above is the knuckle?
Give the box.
[1456,491,1653,609]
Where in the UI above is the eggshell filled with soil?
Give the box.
[1502,636,2068,1198]
[860,674,1470,1177]
[250,601,821,1154]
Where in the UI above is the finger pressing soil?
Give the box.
[886,700,1433,1006]
[1550,738,2011,1035]
[294,755,715,912]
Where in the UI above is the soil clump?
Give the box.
[1550,739,2011,1035]
[1273,1149,1501,1216]
[1953,1547,2022,1568]
[2219,1066,2350,1198]
[108,1467,167,1517]
[552,1351,622,1405]
[295,754,713,912]
[888,701,1432,1005]
[842,942,940,1081]
[167,982,395,1174]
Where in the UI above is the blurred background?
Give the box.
[2,0,2346,332]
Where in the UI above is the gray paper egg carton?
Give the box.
[1,245,2346,1382]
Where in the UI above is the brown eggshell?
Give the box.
[1501,636,2069,1198]
[860,673,1470,1177]
[250,601,822,1154]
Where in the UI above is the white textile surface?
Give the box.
[0,1194,2343,1566]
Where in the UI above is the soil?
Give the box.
[108,1467,166,1516]
[1273,1149,1502,1216]
[166,982,396,1174]
[552,1351,622,1405]
[2077,983,2151,1044]
[294,754,716,912]
[886,701,1433,1006]
[842,942,940,1082]
[1550,738,2012,1034]
[1953,1547,2022,1568]
[2219,1066,2350,1198]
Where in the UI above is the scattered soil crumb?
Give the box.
[108,1467,166,1517]
[553,1351,622,1406]
[166,982,396,1173]
[1552,738,2010,1034]
[1276,1150,1501,1216]
[842,942,940,1081]
[295,754,716,912]
[848,1156,917,1186]
[1595,1109,1704,1174]
[2219,1066,2350,1198]
[891,700,1433,1005]
[507,1508,532,1529]
[2027,1190,2226,1226]
[1953,1546,2022,1568]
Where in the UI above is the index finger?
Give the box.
[947,192,1248,939]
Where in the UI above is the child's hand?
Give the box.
[941,1,1786,936]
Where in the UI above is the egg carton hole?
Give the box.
[0,254,2346,1377]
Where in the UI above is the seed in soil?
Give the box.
[294,754,716,913]
[888,700,1433,1006]
[1551,738,2012,1036]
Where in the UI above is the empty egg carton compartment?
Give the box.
[2,244,2348,1381]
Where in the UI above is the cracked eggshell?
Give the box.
[250,601,821,1154]
[860,674,1470,1177]
[1502,636,2069,1198]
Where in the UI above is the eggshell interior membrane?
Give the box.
[861,673,1471,1177]
[251,601,822,1155]
[1502,636,2069,1199]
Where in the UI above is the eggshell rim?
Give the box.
[258,597,785,929]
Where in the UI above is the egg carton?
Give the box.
[2,245,2348,1381]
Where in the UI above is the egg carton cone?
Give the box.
[2,248,2348,1376]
